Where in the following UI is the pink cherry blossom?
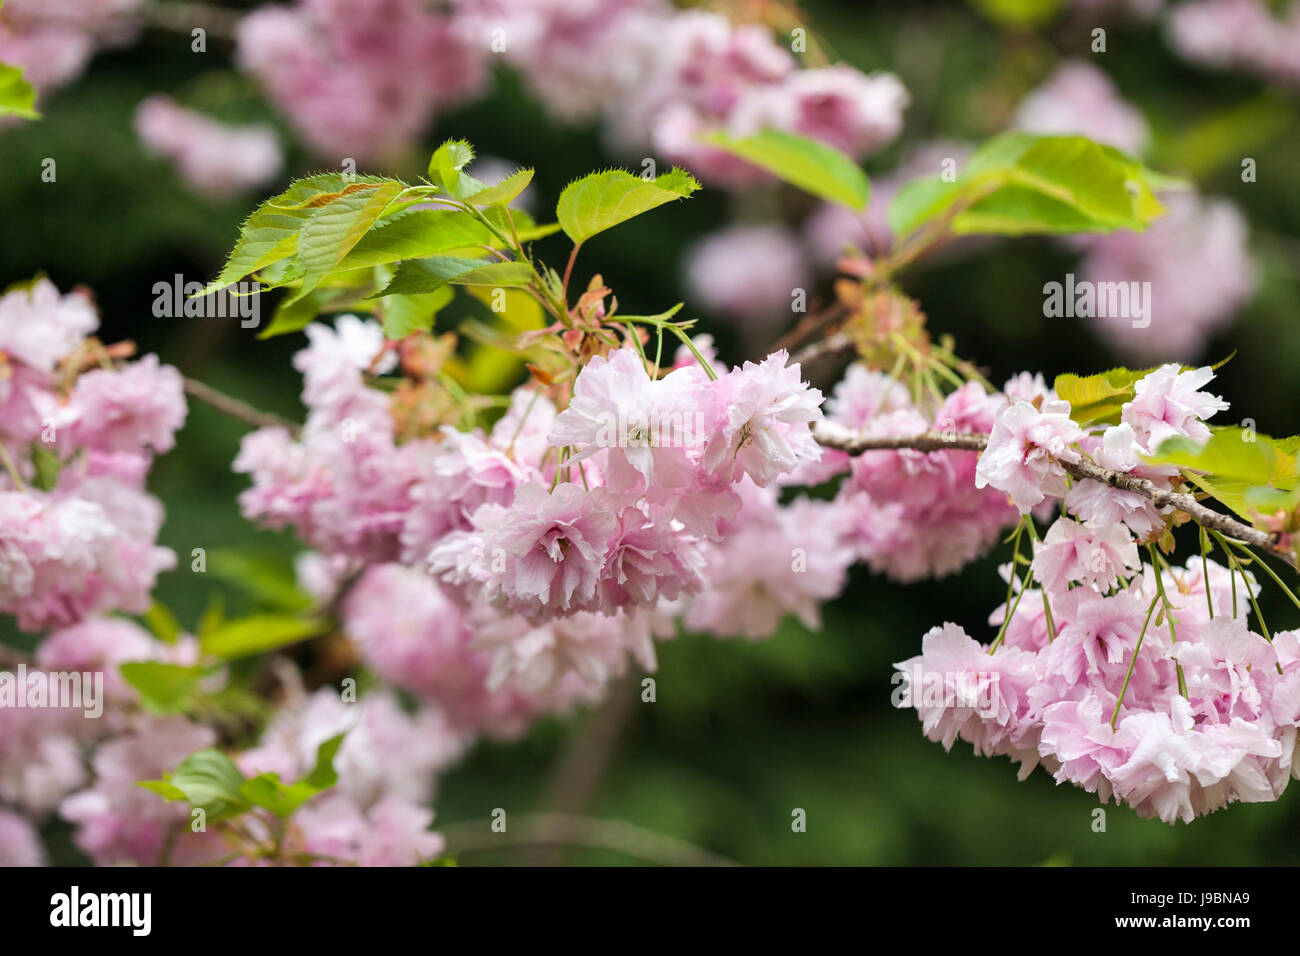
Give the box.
[975,399,1084,512]
[702,351,824,487]
[60,716,224,866]
[65,353,187,455]
[1031,516,1141,594]
[0,809,44,866]
[134,95,282,198]
[1014,60,1149,154]
[479,482,618,618]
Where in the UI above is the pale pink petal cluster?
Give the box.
[683,224,811,336]
[134,95,282,198]
[685,480,853,639]
[976,399,1084,512]
[0,281,184,631]
[458,0,666,121]
[822,370,1020,582]
[235,0,488,162]
[0,809,44,866]
[1073,192,1256,362]
[0,0,140,97]
[1031,516,1141,594]
[901,566,1300,822]
[901,364,1300,822]
[1166,0,1300,86]
[1014,60,1150,155]
[613,10,906,184]
[702,351,825,487]
[60,715,226,866]
[341,563,545,737]
[1121,362,1228,454]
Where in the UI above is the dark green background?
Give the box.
[4,0,1300,864]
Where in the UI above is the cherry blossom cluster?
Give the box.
[0,278,207,866]
[233,0,907,181]
[896,363,1300,822]
[0,616,201,865]
[0,0,140,103]
[235,0,488,164]
[0,609,464,866]
[686,56,1252,350]
[1008,59,1257,362]
[1167,0,1300,87]
[812,368,1029,583]
[134,95,283,199]
[232,316,847,724]
[0,279,184,631]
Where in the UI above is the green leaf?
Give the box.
[380,285,455,339]
[700,129,870,210]
[1052,367,1146,427]
[338,209,497,270]
[428,139,487,200]
[449,261,536,287]
[138,779,188,802]
[1244,485,1300,513]
[202,174,389,296]
[556,168,700,244]
[119,661,208,714]
[197,592,225,638]
[378,257,533,296]
[239,733,345,818]
[889,133,1169,241]
[968,0,1064,28]
[503,208,562,242]
[516,220,562,242]
[466,168,534,207]
[1150,431,1281,485]
[1147,429,1300,521]
[1155,93,1293,179]
[142,602,183,645]
[0,62,38,120]
[30,445,61,491]
[1055,355,1236,428]
[141,749,249,822]
[199,614,329,660]
[948,184,1119,236]
[290,180,405,302]
[206,551,314,612]
[888,178,964,239]
[258,288,336,339]
[257,276,379,339]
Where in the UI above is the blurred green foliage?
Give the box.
[4,0,1300,864]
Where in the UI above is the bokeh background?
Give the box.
[4,0,1300,864]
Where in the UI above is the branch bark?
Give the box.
[812,422,1297,570]
[139,1,241,40]
[790,331,854,369]
[183,377,298,432]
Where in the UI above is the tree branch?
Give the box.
[440,812,738,867]
[524,676,637,865]
[813,423,1297,570]
[139,1,241,41]
[183,377,298,432]
[790,331,855,370]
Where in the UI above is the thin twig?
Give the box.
[527,677,637,865]
[812,423,1297,569]
[183,377,298,431]
[139,1,242,40]
[790,332,855,369]
[440,812,738,867]
[561,242,582,306]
